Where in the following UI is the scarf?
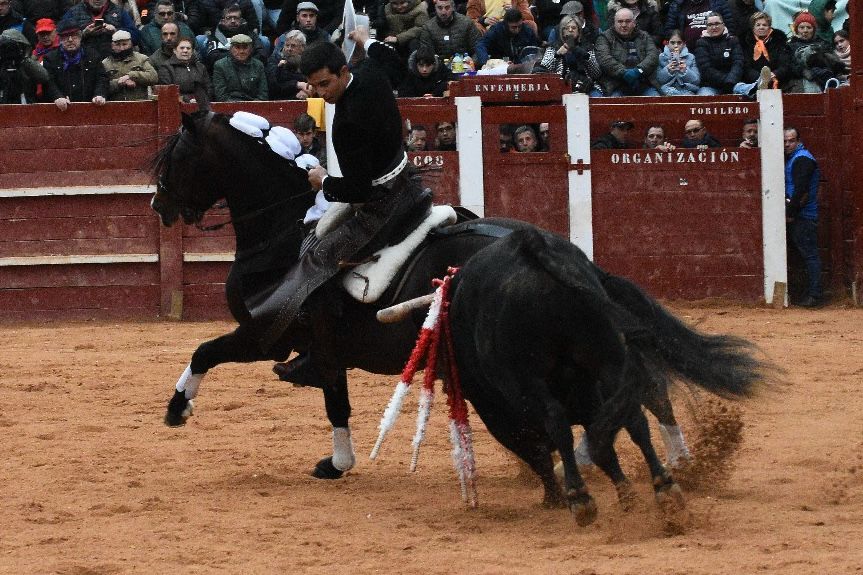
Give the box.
[753,29,772,61]
[33,37,59,60]
[835,45,850,69]
[60,45,83,70]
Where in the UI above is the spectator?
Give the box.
[0,0,36,47]
[693,11,742,94]
[418,0,481,61]
[0,29,51,103]
[249,0,281,36]
[784,126,823,307]
[143,0,204,33]
[737,11,794,91]
[657,28,700,95]
[269,2,330,68]
[594,7,660,96]
[513,124,539,152]
[738,117,758,148]
[727,0,759,41]
[607,0,663,47]
[212,32,268,100]
[200,0,259,34]
[379,0,429,58]
[643,124,675,150]
[535,14,602,95]
[538,122,550,150]
[102,29,158,100]
[32,18,59,62]
[266,28,310,98]
[140,0,194,55]
[62,0,139,61]
[809,0,836,44]
[680,118,721,149]
[406,123,428,151]
[786,11,844,93]
[832,29,849,85]
[433,120,456,150]
[157,36,212,105]
[535,0,570,41]
[10,0,71,23]
[663,0,734,51]
[397,45,453,96]
[546,1,598,46]
[41,19,108,108]
[474,8,540,68]
[499,123,514,151]
[198,4,267,73]
[466,0,536,34]
[149,21,180,68]
[591,120,633,148]
[294,112,327,166]
[113,0,143,28]
[275,0,341,36]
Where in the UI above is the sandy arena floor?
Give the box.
[1,303,862,574]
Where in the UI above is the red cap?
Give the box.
[793,12,817,29]
[35,18,56,33]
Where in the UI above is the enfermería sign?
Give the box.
[474,81,552,93]
[610,150,741,165]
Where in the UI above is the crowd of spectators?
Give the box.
[0,0,852,106]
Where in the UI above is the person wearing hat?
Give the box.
[275,0,340,36]
[33,18,59,62]
[590,120,634,149]
[61,0,139,60]
[786,11,844,92]
[0,0,36,47]
[212,32,268,99]
[0,28,52,103]
[261,40,430,391]
[198,3,268,73]
[101,29,158,100]
[41,20,108,108]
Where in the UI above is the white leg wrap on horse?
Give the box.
[659,424,691,466]
[574,432,594,466]
[175,365,204,400]
[331,427,356,472]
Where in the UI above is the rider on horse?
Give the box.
[257,40,430,381]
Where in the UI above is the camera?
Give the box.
[94,18,105,27]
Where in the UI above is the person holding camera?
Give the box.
[0,29,53,104]
[41,20,108,109]
[61,0,139,60]
[656,29,700,95]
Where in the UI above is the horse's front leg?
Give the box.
[311,368,356,479]
[165,326,269,426]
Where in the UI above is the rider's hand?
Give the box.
[308,165,327,190]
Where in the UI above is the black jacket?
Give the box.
[738,28,793,85]
[694,32,743,92]
[41,47,109,101]
[590,132,629,149]
[397,50,452,97]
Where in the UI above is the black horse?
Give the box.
[150,110,532,477]
[449,227,768,525]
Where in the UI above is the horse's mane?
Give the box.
[149,129,182,183]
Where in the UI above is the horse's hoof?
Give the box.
[567,489,597,526]
[615,479,637,512]
[655,481,686,512]
[311,457,344,480]
[164,390,193,427]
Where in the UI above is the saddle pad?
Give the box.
[342,205,457,303]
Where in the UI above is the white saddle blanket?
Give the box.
[321,204,457,303]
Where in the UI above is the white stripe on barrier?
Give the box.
[183,253,235,262]
[0,254,158,266]
[0,185,152,198]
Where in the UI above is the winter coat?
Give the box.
[606,0,662,46]
[41,46,109,101]
[656,44,700,94]
[199,0,259,31]
[381,0,429,49]
[158,54,212,105]
[212,54,268,101]
[418,12,482,60]
[11,0,73,23]
[786,35,843,87]
[0,9,36,47]
[265,56,305,99]
[102,50,159,100]
[807,0,835,44]
[397,50,453,97]
[594,27,659,95]
[202,24,268,72]
[693,31,743,92]
[0,30,50,103]
[63,2,140,60]
[737,28,793,85]
[663,0,736,46]
[537,41,603,94]
[275,0,343,34]
[466,0,536,33]
[474,19,541,67]
[727,0,762,43]
[142,0,204,33]
[138,20,195,55]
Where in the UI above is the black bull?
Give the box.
[150,111,766,516]
[449,227,767,524]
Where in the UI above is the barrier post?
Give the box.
[156,85,184,318]
[454,96,484,216]
[758,88,787,306]
[564,93,593,259]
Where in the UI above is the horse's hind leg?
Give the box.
[643,383,691,468]
[625,408,685,513]
[310,368,356,479]
[165,326,269,426]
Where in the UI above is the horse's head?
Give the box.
[150,111,227,227]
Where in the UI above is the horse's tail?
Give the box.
[597,269,767,399]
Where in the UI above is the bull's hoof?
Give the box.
[567,489,597,526]
[311,457,344,479]
[164,390,193,427]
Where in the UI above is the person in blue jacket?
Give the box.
[474,7,540,68]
